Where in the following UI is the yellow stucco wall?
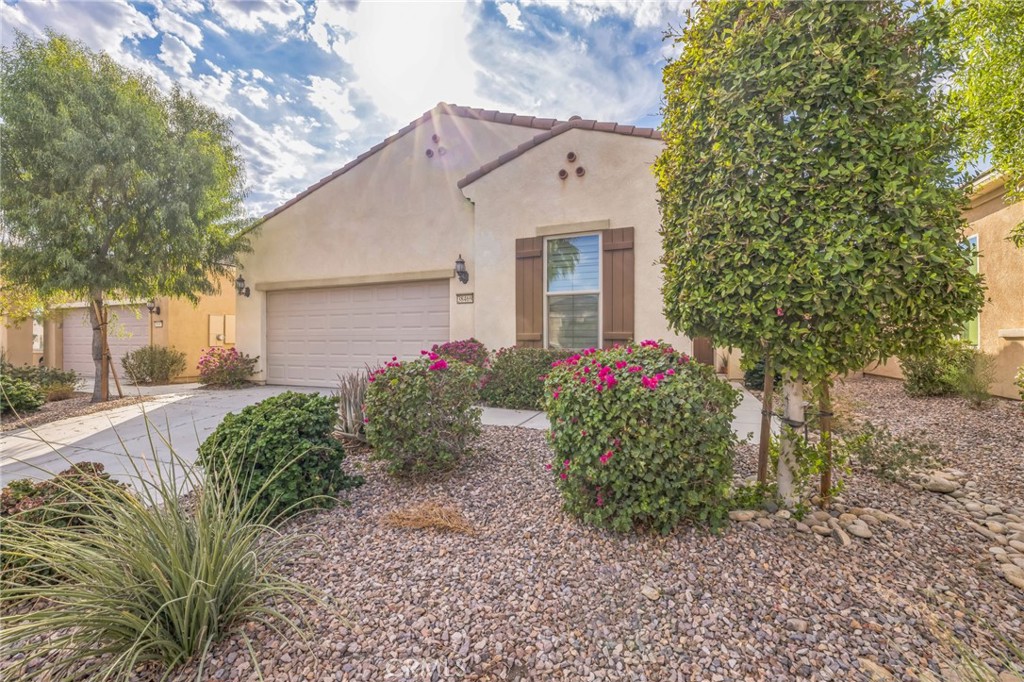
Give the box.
[865,179,1024,399]
[236,110,545,381]
[0,317,34,366]
[150,275,237,381]
[462,128,692,353]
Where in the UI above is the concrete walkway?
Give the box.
[1,381,768,487]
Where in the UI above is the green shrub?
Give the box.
[197,346,258,387]
[742,357,781,390]
[198,391,362,520]
[480,346,575,409]
[432,338,488,369]
[544,341,740,533]
[1,435,319,680]
[121,345,187,384]
[900,338,976,397]
[841,421,938,482]
[364,354,481,476]
[335,369,369,442]
[1,373,45,415]
[1016,365,1024,402]
[1,462,126,586]
[1,361,80,401]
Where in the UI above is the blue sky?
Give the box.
[2,0,691,216]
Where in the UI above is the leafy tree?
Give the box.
[946,0,1024,245]
[656,0,984,502]
[0,33,251,401]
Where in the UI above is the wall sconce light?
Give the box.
[454,255,469,284]
[234,274,251,297]
[146,300,161,316]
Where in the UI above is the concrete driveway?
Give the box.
[0,384,308,487]
[1,380,767,489]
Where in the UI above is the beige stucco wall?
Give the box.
[964,183,1024,400]
[236,111,543,381]
[149,275,237,381]
[864,181,1023,400]
[462,128,691,354]
[1,317,34,366]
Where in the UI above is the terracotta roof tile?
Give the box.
[458,117,664,189]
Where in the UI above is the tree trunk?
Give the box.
[819,383,833,508]
[89,292,107,403]
[757,356,775,484]
[777,377,804,505]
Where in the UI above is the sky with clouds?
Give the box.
[2,0,692,217]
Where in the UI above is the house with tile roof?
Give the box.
[234,102,730,387]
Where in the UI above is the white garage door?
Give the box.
[266,280,450,387]
[62,305,150,378]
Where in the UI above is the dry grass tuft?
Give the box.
[380,500,477,535]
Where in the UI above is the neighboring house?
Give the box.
[866,172,1024,400]
[0,315,43,366]
[29,280,237,382]
[236,103,734,388]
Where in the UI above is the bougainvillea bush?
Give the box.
[197,346,258,387]
[480,346,575,410]
[543,341,740,533]
[431,338,488,369]
[364,352,481,476]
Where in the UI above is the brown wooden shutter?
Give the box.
[515,237,544,347]
[602,227,635,345]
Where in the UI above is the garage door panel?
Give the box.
[62,305,149,378]
[266,280,450,387]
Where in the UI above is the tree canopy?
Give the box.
[0,32,252,397]
[947,0,1024,245]
[656,0,985,385]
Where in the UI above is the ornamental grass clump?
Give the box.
[544,341,740,533]
[0,430,321,681]
[364,353,481,476]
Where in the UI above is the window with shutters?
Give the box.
[545,234,600,349]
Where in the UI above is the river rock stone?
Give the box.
[922,477,959,494]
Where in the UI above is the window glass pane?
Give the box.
[962,236,980,345]
[547,235,599,292]
[548,294,599,349]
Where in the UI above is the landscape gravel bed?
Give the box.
[168,425,1022,682]
[0,393,152,433]
[833,376,1024,508]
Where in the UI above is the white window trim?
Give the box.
[542,232,602,349]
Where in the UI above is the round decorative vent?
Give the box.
[575,166,586,177]
[566,151,577,162]
[558,169,569,180]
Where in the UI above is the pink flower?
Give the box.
[559,472,568,480]
[362,417,369,423]
[428,359,448,371]
[545,463,552,471]
[776,307,784,316]
[666,369,675,375]
[552,389,560,399]
[599,450,613,464]
[580,430,587,436]
[563,459,571,468]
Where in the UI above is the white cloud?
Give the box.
[158,34,195,76]
[497,2,525,31]
[210,0,304,33]
[307,76,360,136]
[153,4,204,48]
[0,0,156,61]
[202,17,229,37]
[239,83,270,108]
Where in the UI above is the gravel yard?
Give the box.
[170,419,1022,680]
[834,376,1024,508]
